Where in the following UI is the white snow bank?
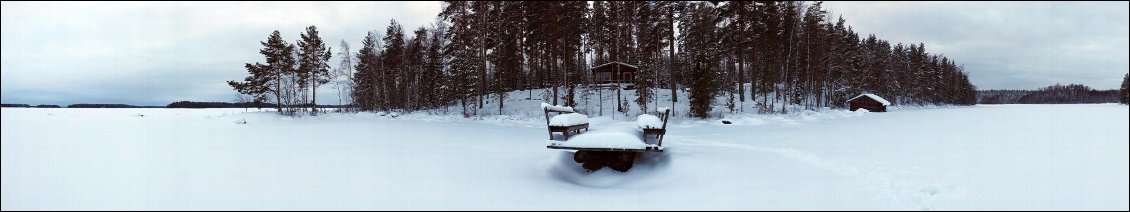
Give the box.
[637,114,664,129]
[848,93,891,106]
[540,102,574,112]
[233,118,247,124]
[549,113,589,126]
[547,122,653,150]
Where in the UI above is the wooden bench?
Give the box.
[544,104,589,140]
[641,108,670,147]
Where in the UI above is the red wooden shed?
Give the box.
[591,61,637,84]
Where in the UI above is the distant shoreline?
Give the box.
[1,102,349,109]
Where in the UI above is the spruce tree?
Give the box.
[353,32,380,111]
[1121,73,1129,105]
[383,19,407,110]
[687,59,718,118]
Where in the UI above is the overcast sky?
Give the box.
[2,1,1127,106]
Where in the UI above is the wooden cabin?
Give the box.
[591,61,638,84]
[847,93,891,112]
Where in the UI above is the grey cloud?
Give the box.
[824,1,1128,90]
[2,1,442,106]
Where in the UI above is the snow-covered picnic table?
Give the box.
[546,108,670,152]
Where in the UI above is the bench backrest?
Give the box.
[544,106,575,127]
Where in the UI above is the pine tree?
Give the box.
[228,62,270,110]
[489,1,526,114]
[633,2,663,115]
[247,30,296,114]
[298,25,332,114]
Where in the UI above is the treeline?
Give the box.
[1,104,61,108]
[979,84,1120,104]
[232,1,978,118]
[167,101,277,108]
[67,104,163,108]
[976,90,1031,104]
[2,103,155,108]
[166,101,349,109]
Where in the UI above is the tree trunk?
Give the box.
[738,20,746,104]
[275,67,283,114]
[668,6,677,117]
[312,80,318,114]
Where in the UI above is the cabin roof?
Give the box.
[847,93,891,106]
[591,61,638,73]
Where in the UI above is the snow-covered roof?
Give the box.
[591,61,639,70]
[847,93,891,106]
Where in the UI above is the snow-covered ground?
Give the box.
[2,104,1127,210]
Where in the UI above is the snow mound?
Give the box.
[541,102,575,112]
[656,107,670,113]
[854,108,871,113]
[547,122,649,149]
[549,113,589,127]
[637,114,664,129]
[233,118,247,124]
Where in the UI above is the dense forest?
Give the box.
[978,84,1120,104]
[229,1,978,118]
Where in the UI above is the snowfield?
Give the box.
[2,104,1127,210]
